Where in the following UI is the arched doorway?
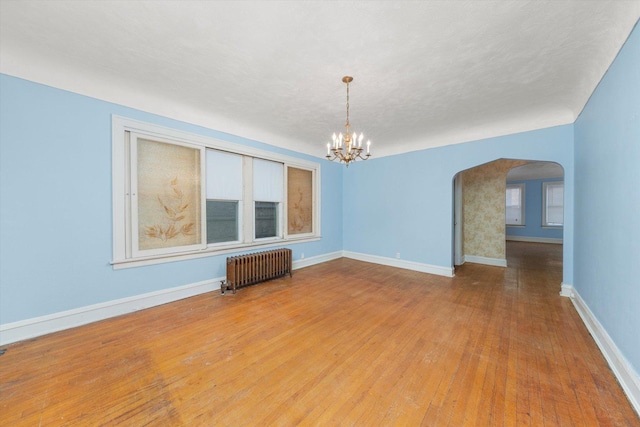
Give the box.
[452,160,564,272]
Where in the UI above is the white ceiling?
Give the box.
[1,1,638,159]
[506,161,564,180]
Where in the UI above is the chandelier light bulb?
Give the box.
[324,76,372,167]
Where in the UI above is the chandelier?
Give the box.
[325,76,371,167]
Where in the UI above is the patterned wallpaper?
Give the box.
[461,159,528,260]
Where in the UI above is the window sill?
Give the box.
[111,236,320,270]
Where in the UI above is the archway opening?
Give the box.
[452,160,564,274]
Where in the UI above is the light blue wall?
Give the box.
[0,78,576,328]
[0,74,344,324]
[574,22,640,376]
[506,178,564,240]
[343,125,574,281]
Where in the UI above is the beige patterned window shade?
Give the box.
[132,135,204,257]
[287,167,313,235]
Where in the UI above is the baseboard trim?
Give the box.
[506,236,563,244]
[0,250,346,346]
[292,251,343,270]
[559,282,573,297]
[464,255,507,267]
[343,251,454,277]
[569,286,640,416]
[0,278,222,346]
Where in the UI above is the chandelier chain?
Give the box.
[345,80,350,128]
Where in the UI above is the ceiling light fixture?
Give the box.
[325,76,371,167]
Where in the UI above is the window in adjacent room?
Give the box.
[505,183,525,226]
[543,181,564,227]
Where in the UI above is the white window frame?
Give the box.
[505,183,525,226]
[542,181,564,227]
[112,116,321,269]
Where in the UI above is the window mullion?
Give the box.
[243,156,254,243]
[124,131,132,259]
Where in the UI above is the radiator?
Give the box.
[222,248,292,294]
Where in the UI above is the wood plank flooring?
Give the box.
[1,242,638,425]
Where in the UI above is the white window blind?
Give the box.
[505,184,524,226]
[253,158,283,202]
[544,182,564,226]
[206,150,242,200]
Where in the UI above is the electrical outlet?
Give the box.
[301,253,305,259]
[396,252,400,259]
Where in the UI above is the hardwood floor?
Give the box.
[1,242,638,426]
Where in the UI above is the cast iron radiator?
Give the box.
[221,248,292,294]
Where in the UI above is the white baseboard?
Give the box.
[0,250,345,346]
[343,251,454,277]
[568,285,640,415]
[0,278,222,346]
[293,250,342,270]
[506,235,563,244]
[454,254,466,266]
[464,255,507,267]
[559,282,573,297]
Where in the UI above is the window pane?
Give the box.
[546,206,564,225]
[255,201,278,238]
[206,200,238,243]
[505,185,523,225]
[545,182,564,226]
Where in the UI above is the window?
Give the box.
[543,181,564,226]
[129,133,206,258]
[206,150,243,244]
[253,158,283,240]
[505,183,525,226]
[112,116,320,268]
[255,202,279,238]
[287,167,314,235]
[206,201,239,243]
